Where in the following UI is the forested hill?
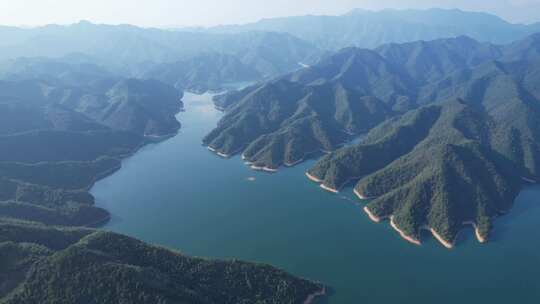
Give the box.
[204,33,540,246]
[205,34,539,168]
[0,60,324,303]
[0,68,183,228]
[0,222,322,303]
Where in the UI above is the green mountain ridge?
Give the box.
[205,34,540,246]
[205,35,522,166]
[0,222,322,304]
[0,67,324,302]
[0,75,183,231]
[308,100,524,244]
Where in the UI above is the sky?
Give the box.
[1,0,540,28]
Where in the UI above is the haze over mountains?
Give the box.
[0,21,321,92]
[1,6,540,303]
[2,8,540,94]
[201,8,540,49]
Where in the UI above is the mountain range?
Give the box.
[0,22,321,92]
[0,72,183,227]
[204,33,540,246]
[0,64,323,302]
[4,8,540,94]
[203,8,540,50]
[2,7,540,302]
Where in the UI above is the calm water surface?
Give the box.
[92,92,540,304]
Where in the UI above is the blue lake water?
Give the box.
[92,92,540,304]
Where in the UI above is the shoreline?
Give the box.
[390,216,421,246]
[305,172,323,183]
[463,221,487,243]
[241,154,279,173]
[353,188,370,200]
[241,154,254,165]
[217,152,231,158]
[144,132,178,141]
[363,206,383,223]
[89,110,184,226]
[320,184,339,193]
[207,146,232,158]
[250,165,278,173]
[427,227,454,249]
[303,287,326,304]
[361,207,456,249]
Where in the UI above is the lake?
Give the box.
[92,92,540,304]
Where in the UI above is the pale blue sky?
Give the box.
[1,0,539,28]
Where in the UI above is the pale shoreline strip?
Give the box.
[475,228,487,243]
[390,216,421,246]
[320,184,339,193]
[250,165,278,173]
[303,287,326,304]
[216,152,231,158]
[305,172,323,183]
[206,146,231,158]
[428,228,454,249]
[363,206,382,223]
[353,188,368,200]
[463,221,487,243]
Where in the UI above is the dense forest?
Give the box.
[0,61,322,302]
[205,33,540,246]
[0,222,322,304]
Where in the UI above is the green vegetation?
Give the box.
[208,34,540,244]
[310,100,525,242]
[206,35,513,167]
[0,59,323,302]
[0,222,322,304]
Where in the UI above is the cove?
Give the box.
[92,92,540,304]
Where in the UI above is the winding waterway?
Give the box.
[92,92,540,304]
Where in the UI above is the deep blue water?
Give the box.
[92,92,540,304]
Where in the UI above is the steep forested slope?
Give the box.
[205,34,540,246]
[0,73,183,227]
[0,222,323,304]
[0,65,324,302]
[205,36,510,168]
